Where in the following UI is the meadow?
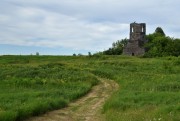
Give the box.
[0,56,98,121]
[0,55,179,121]
[91,56,180,121]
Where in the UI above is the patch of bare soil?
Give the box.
[26,78,119,121]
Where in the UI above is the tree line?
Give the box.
[94,27,180,57]
[144,27,180,57]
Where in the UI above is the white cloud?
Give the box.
[0,0,180,53]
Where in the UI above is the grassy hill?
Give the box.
[0,55,179,121]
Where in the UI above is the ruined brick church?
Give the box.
[123,22,147,56]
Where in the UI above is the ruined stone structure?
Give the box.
[123,22,147,56]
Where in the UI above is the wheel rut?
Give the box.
[26,78,119,121]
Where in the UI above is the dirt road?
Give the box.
[26,78,119,121]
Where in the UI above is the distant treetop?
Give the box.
[155,27,165,36]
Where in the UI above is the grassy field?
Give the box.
[90,56,180,121]
[0,55,179,121]
[0,56,98,121]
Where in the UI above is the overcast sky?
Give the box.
[0,0,180,55]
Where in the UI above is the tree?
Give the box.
[78,53,83,56]
[155,27,166,36]
[88,52,92,57]
[145,27,180,57]
[36,52,39,56]
[172,39,180,56]
[99,38,128,55]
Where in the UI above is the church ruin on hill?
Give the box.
[123,22,148,56]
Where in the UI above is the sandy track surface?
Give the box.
[26,78,119,121]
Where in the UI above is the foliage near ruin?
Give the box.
[96,27,180,57]
[145,27,180,57]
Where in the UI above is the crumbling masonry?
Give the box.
[123,22,147,56]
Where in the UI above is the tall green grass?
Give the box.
[90,56,180,121]
[0,55,179,121]
[0,56,98,121]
